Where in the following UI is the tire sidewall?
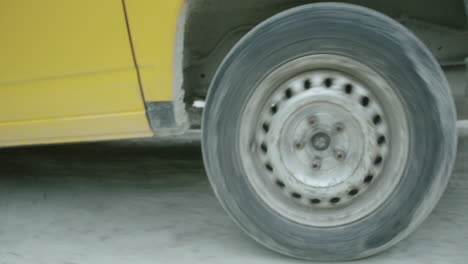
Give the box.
[202,3,457,260]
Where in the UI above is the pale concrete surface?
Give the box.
[0,132,467,264]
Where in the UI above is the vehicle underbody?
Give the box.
[179,0,468,128]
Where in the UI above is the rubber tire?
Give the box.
[202,3,457,261]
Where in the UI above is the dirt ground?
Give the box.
[0,131,467,264]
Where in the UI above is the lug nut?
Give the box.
[334,123,345,132]
[295,141,305,150]
[334,149,346,161]
[312,159,321,170]
[308,116,318,126]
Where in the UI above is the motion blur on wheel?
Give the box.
[202,3,458,261]
[1,0,465,261]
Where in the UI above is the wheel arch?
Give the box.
[180,0,468,127]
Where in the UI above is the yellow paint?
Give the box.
[0,112,152,147]
[0,0,153,146]
[124,0,184,101]
[2,69,146,122]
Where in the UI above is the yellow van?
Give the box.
[2,0,466,260]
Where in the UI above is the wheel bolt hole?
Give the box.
[364,174,374,183]
[270,104,278,114]
[260,143,268,153]
[348,189,359,196]
[361,96,370,107]
[377,135,386,145]
[265,163,273,172]
[285,88,293,99]
[324,78,333,88]
[304,79,311,89]
[344,84,353,94]
[262,123,270,133]
[373,114,382,125]
[330,197,340,204]
[275,180,285,188]
[291,192,302,199]
[374,155,383,165]
[310,198,321,204]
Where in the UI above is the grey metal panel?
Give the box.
[145,101,176,130]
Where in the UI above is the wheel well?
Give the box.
[180,0,468,127]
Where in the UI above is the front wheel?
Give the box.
[202,3,457,261]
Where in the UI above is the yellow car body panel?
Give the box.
[124,0,183,102]
[0,0,183,147]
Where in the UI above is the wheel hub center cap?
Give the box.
[311,132,330,151]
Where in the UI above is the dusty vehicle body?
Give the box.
[1,0,468,261]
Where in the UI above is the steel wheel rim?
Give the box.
[239,54,409,227]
